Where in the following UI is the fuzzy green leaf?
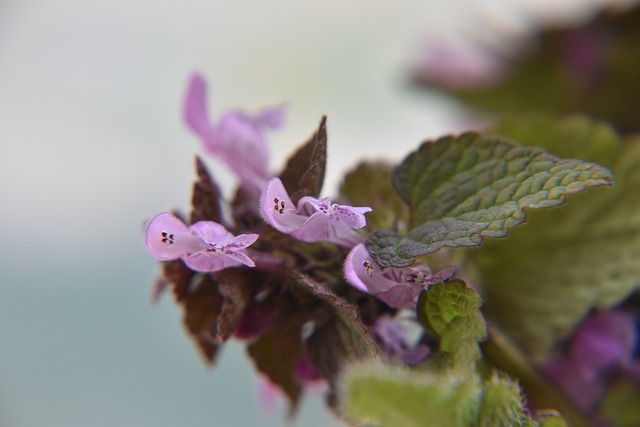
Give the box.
[472,118,640,360]
[367,132,612,267]
[478,373,530,427]
[341,362,543,427]
[417,280,487,373]
[341,361,482,427]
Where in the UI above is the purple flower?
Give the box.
[183,73,286,192]
[344,244,455,308]
[145,212,259,272]
[371,314,431,365]
[259,177,371,247]
[542,310,637,411]
[571,310,636,381]
[416,39,506,89]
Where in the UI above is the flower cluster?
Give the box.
[142,74,463,415]
[146,73,447,306]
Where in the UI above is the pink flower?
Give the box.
[344,244,455,308]
[370,314,431,365]
[417,39,506,89]
[542,310,638,411]
[183,73,286,192]
[260,177,371,247]
[145,212,259,272]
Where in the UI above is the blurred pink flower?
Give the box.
[370,314,431,365]
[542,310,638,411]
[184,73,286,193]
[417,39,506,89]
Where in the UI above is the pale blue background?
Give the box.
[0,0,619,425]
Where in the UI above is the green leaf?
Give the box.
[416,280,487,373]
[341,361,552,427]
[341,361,482,427]
[279,116,327,204]
[489,114,619,167]
[367,132,613,267]
[190,156,224,224]
[478,373,529,427]
[340,161,410,231]
[471,120,640,360]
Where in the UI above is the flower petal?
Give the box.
[300,197,371,230]
[344,244,371,294]
[375,285,422,309]
[571,310,636,381]
[183,250,244,272]
[219,250,256,268]
[291,209,365,247]
[227,233,260,250]
[260,177,306,233]
[344,244,398,295]
[190,221,235,246]
[344,244,453,308]
[144,212,203,260]
[183,73,212,137]
[253,104,287,130]
[213,111,270,190]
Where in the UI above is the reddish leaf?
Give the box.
[182,275,224,364]
[216,269,258,342]
[279,116,327,203]
[247,325,303,415]
[161,260,194,303]
[294,272,378,382]
[190,156,224,224]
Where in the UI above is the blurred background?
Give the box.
[0,0,633,425]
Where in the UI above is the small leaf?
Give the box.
[247,324,302,414]
[182,275,223,364]
[418,279,483,338]
[160,259,194,302]
[295,272,378,382]
[340,161,410,231]
[190,156,224,224]
[279,116,327,203]
[368,132,613,267]
[215,269,257,342]
[478,372,528,427]
[416,280,487,372]
[341,360,482,427]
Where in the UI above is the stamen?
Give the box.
[362,261,374,278]
[160,231,175,245]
